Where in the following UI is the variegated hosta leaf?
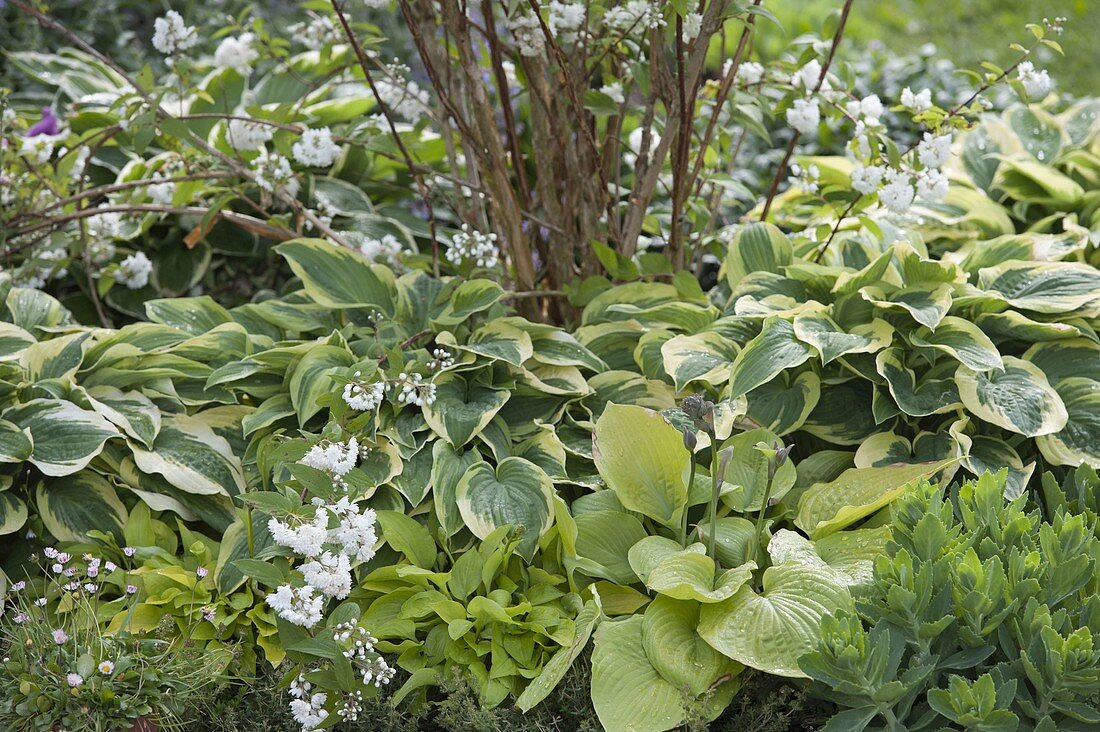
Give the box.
[792,309,893,365]
[698,561,853,677]
[660,332,739,390]
[994,155,1083,208]
[0,490,28,536]
[859,283,954,330]
[20,331,90,381]
[519,363,591,398]
[587,371,677,414]
[455,457,554,559]
[0,419,32,463]
[854,431,914,468]
[430,441,482,537]
[642,596,742,697]
[977,261,1100,314]
[6,287,68,332]
[910,316,1002,371]
[145,296,233,335]
[960,435,1036,500]
[723,222,793,286]
[593,404,688,527]
[422,373,510,448]
[276,238,398,315]
[0,322,36,359]
[744,370,820,437]
[36,471,127,542]
[288,344,354,425]
[974,311,1082,343]
[526,328,607,372]
[3,399,119,476]
[876,348,961,417]
[627,536,755,603]
[79,386,161,448]
[801,380,878,447]
[728,317,813,398]
[1036,378,1100,468]
[448,320,534,367]
[955,356,1068,437]
[582,282,682,326]
[1024,338,1100,386]
[130,413,245,496]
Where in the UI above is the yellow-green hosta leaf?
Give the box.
[423,373,510,448]
[627,537,756,603]
[698,562,853,678]
[660,331,739,390]
[1036,378,1100,468]
[723,222,793,286]
[276,238,397,314]
[876,348,961,417]
[455,457,554,559]
[0,419,32,463]
[516,600,602,713]
[977,261,1100,314]
[744,371,820,437]
[910,316,1002,372]
[719,427,797,512]
[0,491,28,536]
[130,413,244,496]
[793,309,893,365]
[994,155,1083,208]
[695,517,757,568]
[591,616,686,732]
[3,398,119,476]
[593,404,688,527]
[36,471,127,542]
[796,459,955,538]
[573,510,648,585]
[642,596,742,697]
[728,317,813,398]
[956,356,1068,437]
[145,296,233,335]
[814,527,891,588]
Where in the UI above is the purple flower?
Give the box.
[26,108,62,137]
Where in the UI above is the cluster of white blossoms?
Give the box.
[600,82,625,104]
[214,33,259,76]
[734,61,765,86]
[605,1,667,32]
[446,223,499,269]
[252,150,295,194]
[1017,61,1052,100]
[508,13,545,57]
[288,14,342,51]
[226,117,274,151]
[299,437,360,479]
[900,86,933,113]
[146,157,185,206]
[152,11,198,55]
[786,98,821,136]
[342,375,385,412]
[356,233,407,270]
[395,372,437,407]
[267,584,325,627]
[374,61,431,121]
[288,677,328,732]
[292,127,342,168]
[787,162,820,195]
[116,251,153,289]
[681,11,703,43]
[547,1,586,43]
[428,348,454,371]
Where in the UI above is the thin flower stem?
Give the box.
[682,454,697,547]
[708,447,720,559]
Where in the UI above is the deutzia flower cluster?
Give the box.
[342,374,385,411]
[604,1,667,33]
[446,224,499,269]
[292,127,342,168]
[152,11,198,55]
[548,2,586,43]
[355,233,407,269]
[252,151,295,194]
[600,82,625,104]
[299,437,359,480]
[214,33,259,76]
[395,372,437,407]
[428,348,454,371]
[226,117,274,151]
[1016,61,1052,100]
[374,61,430,121]
[508,13,545,57]
[116,251,153,290]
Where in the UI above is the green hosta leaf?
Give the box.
[1036,378,1100,468]
[876,348,961,417]
[628,537,755,603]
[977,261,1100,314]
[6,287,67,332]
[860,284,954,330]
[145,296,233,335]
[422,373,510,448]
[723,222,793,286]
[37,471,127,542]
[130,413,245,496]
[955,356,1068,437]
[994,155,1083,208]
[729,317,813,398]
[0,322,36,358]
[289,344,354,425]
[0,491,28,535]
[719,427,797,512]
[796,459,955,538]
[0,419,32,463]
[3,399,118,476]
[642,596,741,696]
[81,386,161,448]
[744,371,820,436]
[376,510,437,568]
[573,510,647,584]
[696,517,757,568]
[802,380,878,446]
[591,616,687,732]
[974,311,1083,343]
[660,332,739,390]
[517,600,602,712]
[456,457,554,559]
[593,404,689,527]
[277,238,397,315]
[698,562,853,677]
[793,310,892,365]
[910,316,1002,371]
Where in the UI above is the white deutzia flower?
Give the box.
[1016,61,1052,100]
[226,118,273,151]
[859,94,884,120]
[292,127,342,168]
[147,158,183,206]
[19,136,55,165]
[393,372,436,407]
[735,61,765,85]
[786,98,820,135]
[152,11,198,55]
[214,33,259,76]
[116,251,153,289]
[330,504,378,563]
[268,510,330,558]
[508,13,544,57]
[343,375,385,411]
[289,691,329,731]
[355,233,406,269]
[600,82,625,104]
[788,163,820,194]
[792,59,822,93]
[681,12,703,43]
[363,0,390,7]
[605,1,666,32]
[900,86,932,113]
[878,168,915,214]
[252,151,295,194]
[374,68,430,121]
[548,1,586,42]
[850,164,884,195]
[300,437,359,478]
[299,551,352,599]
[917,132,951,169]
[428,348,454,371]
[289,15,342,51]
[916,168,949,202]
[267,584,324,628]
[446,224,499,268]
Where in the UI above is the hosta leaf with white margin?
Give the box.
[977,261,1100,314]
[19,331,90,381]
[743,370,820,436]
[430,441,482,537]
[994,155,1083,208]
[588,371,677,414]
[974,311,1083,344]
[456,457,554,559]
[0,419,32,463]
[77,386,161,448]
[909,316,1003,372]
[276,238,397,315]
[388,445,433,505]
[431,279,504,327]
[593,404,688,527]
[723,222,793,286]
[6,287,67,332]
[130,413,245,496]
[36,471,127,542]
[796,459,956,538]
[0,322,36,359]
[719,427,797,512]
[801,380,879,446]
[514,428,568,477]
[527,330,607,373]
[145,296,233,335]
[288,344,355,425]
[660,331,740,390]
[859,283,954,330]
[519,363,591,398]
[350,438,403,489]
[1036,378,1100,468]
[698,559,854,677]
[792,308,893,365]
[116,458,235,530]
[955,356,1067,437]
[876,348,961,417]
[642,596,742,697]
[422,372,510,448]
[960,433,1036,500]
[590,616,687,732]
[0,488,28,536]
[1023,338,1100,386]
[3,399,119,476]
[445,320,533,367]
[854,431,914,468]
[572,510,648,584]
[728,317,813,398]
[628,536,756,603]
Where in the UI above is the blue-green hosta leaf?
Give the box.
[977,261,1100,314]
[3,399,119,476]
[1023,338,1100,386]
[910,316,1002,371]
[20,331,90,381]
[744,371,820,437]
[859,283,953,330]
[36,471,127,542]
[130,414,245,496]
[0,419,32,463]
[1036,378,1100,468]
[145,296,233,335]
[80,386,161,448]
[628,537,756,603]
[276,238,397,315]
[0,491,28,536]
[955,356,1068,437]
[593,404,689,527]
[642,596,742,696]
[456,457,554,559]
[430,441,482,537]
[796,459,955,538]
[591,616,687,732]
[792,310,892,365]
[876,348,962,417]
[698,562,853,677]
[660,332,739,390]
[728,317,813,398]
[422,374,510,448]
[723,222,793,286]
[573,510,648,584]
[288,344,355,425]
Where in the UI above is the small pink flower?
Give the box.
[10,581,25,592]
[104,561,117,572]
[196,567,208,579]
[122,547,135,557]
[12,613,28,624]
[126,584,138,594]
[66,672,83,688]
[52,629,68,644]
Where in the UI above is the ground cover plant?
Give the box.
[1,0,1098,731]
